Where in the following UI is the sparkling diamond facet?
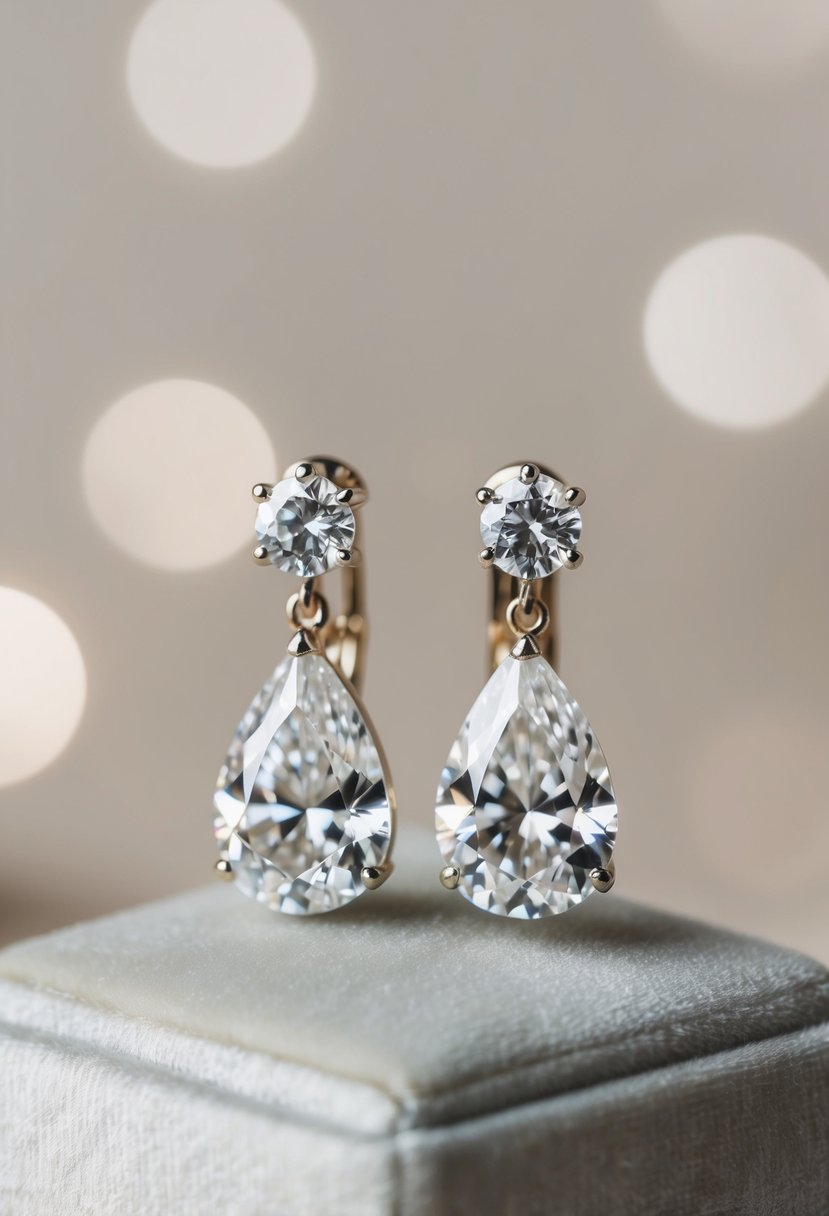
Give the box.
[255,475,355,577]
[481,474,581,580]
[214,651,392,915]
[435,652,617,919]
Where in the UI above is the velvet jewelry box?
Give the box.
[0,832,827,1215]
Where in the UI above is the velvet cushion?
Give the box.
[1,830,827,1214]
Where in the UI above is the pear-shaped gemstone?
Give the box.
[436,652,617,918]
[214,651,393,915]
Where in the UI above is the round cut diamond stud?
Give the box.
[255,474,356,577]
[480,473,581,580]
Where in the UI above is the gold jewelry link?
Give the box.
[280,456,367,690]
[287,586,330,632]
[505,594,550,640]
[483,462,562,671]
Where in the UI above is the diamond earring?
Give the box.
[435,462,618,919]
[213,456,396,915]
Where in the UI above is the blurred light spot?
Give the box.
[0,589,87,787]
[127,0,316,168]
[653,0,829,76]
[688,707,827,889]
[644,235,829,429]
[83,380,276,570]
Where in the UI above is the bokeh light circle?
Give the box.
[0,589,87,787]
[127,0,316,168]
[644,234,829,429]
[83,379,276,570]
[652,0,829,76]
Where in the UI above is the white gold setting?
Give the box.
[254,473,356,577]
[480,473,582,580]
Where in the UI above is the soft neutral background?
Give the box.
[2,1,828,962]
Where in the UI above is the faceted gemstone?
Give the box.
[480,474,581,580]
[255,474,355,577]
[435,652,617,919]
[214,650,392,915]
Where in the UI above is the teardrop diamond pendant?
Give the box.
[436,462,618,919]
[214,642,393,915]
[213,457,395,915]
[436,640,617,918]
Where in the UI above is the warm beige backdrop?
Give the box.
[2,1,828,962]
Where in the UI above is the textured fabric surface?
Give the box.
[0,830,827,1215]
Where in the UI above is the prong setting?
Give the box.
[511,634,541,661]
[287,628,319,658]
[439,865,461,890]
[590,861,615,893]
[479,546,495,569]
[254,471,356,577]
[294,462,317,483]
[562,548,583,570]
[215,858,234,881]
[476,486,495,505]
[564,486,586,507]
[337,487,366,509]
[361,862,393,891]
[335,547,361,567]
[479,469,582,581]
[252,483,272,503]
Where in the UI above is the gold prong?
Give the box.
[287,628,319,657]
[439,865,461,890]
[476,486,495,505]
[253,545,270,565]
[562,548,583,570]
[479,546,495,569]
[590,860,615,893]
[361,862,393,891]
[215,858,234,881]
[564,486,586,507]
[335,547,361,568]
[252,483,272,503]
[337,487,366,509]
[511,635,541,661]
[520,463,539,485]
[294,462,317,483]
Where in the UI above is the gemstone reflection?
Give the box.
[255,475,355,577]
[215,650,392,915]
[435,652,617,918]
[480,474,581,580]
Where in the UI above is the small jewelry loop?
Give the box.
[273,455,368,690]
[287,589,329,632]
[483,462,564,671]
[506,594,550,640]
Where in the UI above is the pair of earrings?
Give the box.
[212,455,618,921]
